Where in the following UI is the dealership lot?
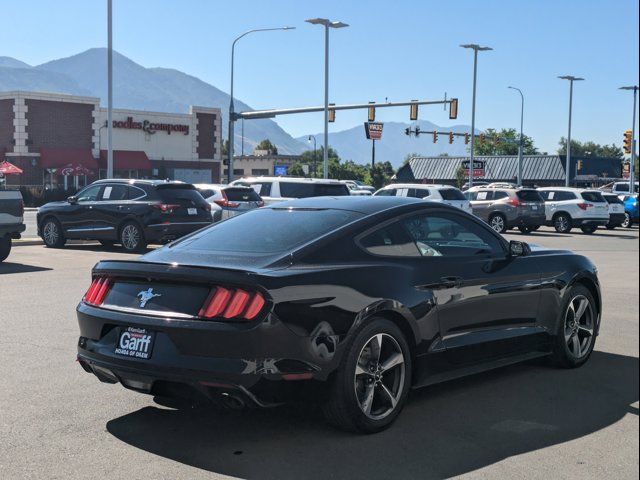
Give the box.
[1,228,638,480]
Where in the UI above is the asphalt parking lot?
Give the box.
[1,227,638,480]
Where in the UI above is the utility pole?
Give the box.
[371,139,376,169]
[107,0,113,179]
[508,86,524,187]
[559,76,584,187]
[620,85,638,193]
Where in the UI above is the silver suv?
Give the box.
[465,187,546,233]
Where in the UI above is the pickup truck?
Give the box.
[0,190,26,262]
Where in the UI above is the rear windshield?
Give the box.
[157,185,208,205]
[516,190,544,202]
[279,182,350,198]
[438,188,466,200]
[176,208,361,253]
[603,195,624,204]
[581,192,606,202]
[224,187,261,202]
[197,188,216,199]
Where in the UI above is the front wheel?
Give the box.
[119,221,147,252]
[553,213,572,233]
[42,218,66,248]
[580,225,597,234]
[622,213,632,228]
[551,285,597,368]
[0,235,11,262]
[322,318,412,433]
[488,214,507,234]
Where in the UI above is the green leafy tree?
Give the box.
[221,139,229,157]
[402,152,422,167]
[287,162,306,177]
[472,128,538,156]
[254,139,278,155]
[557,138,624,158]
[455,166,466,189]
[298,146,339,177]
[370,161,395,189]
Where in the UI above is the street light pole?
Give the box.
[508,86,524,187]
[306,18,349,179]
[620,85,638,193]
[228,27,295,183]
[559,76,584,187]
[107,0,113,179]
[308,135,317,177]
[461,44,492,190]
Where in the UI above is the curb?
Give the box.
[13,238,43,246]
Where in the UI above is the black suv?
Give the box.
[37,179,214,252]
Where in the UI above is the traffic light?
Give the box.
[623,130,632,154]
[577,160,583,171]
[449,132,454,144]
[415,126,421,136]
[432,131,438,143]
[328,103,335,123]
[409,100,418,121]
[449,98,458,120]
[368,102,375,122]
[405,127,411,136]
[464,133,470,145]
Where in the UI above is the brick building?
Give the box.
[0,91,222,189]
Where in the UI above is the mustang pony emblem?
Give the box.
[137,288,161,308]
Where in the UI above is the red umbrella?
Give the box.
[0,160,23,175]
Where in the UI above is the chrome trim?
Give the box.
[98,303,195,319]
[66,226,115,232]
[147,222,211,227]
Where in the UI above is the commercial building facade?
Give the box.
[0,91,222,189]
[224,154,302,182]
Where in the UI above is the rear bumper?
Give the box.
[572,217,609,227]
[607,213,626,226]
[0,223,25,238]
[144,221,212,243]
[76,302,333,404]
[507,215,546,229]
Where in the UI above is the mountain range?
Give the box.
[0,49,473,167]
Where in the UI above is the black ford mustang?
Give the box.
[76,196,602,433]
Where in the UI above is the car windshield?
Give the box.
[157,185,208,206]
[224,187,261,202]
[604,195,624,204]
[279,182,350,198]
[174,207,362,253]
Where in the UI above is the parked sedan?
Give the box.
[195,184,263,220]
[76,196,601,433]
[465,187,546,233]
[37,179,214,252]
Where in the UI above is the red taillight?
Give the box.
[152,203,181,213]
[199,287,266,321]
[257,200,265,208]
[508,198,522,207]
[577,203,593,210]
[213,191,240,208]
[83,277,112,306]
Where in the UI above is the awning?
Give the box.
[0,160,23,175]
[40,148,98,173]
[99,150,152,170]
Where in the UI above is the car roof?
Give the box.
[234,176,344,184]
[538,186,602,193]
[380,183,458,189]
[266,195,434,214]
[92,179,186,187]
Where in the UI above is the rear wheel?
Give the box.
[518,226,533,234]
[119,221,147,252]
[488,214,507,234]
[322,318,412,433]
[622,213,632,228]
[580,225,597,234]
[42,218,66,248]
[553,213,572,233]
[0,235,11,262]
[605,224,616,230]
[551,285,597,368]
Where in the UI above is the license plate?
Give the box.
[114,327,155,359]
[187,208,197,215]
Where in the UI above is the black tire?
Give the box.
[119,221,147,252]
[99,240,115,248]
[518,226,533,234]
[488,213,508,234]
[580,225,597,234]
[41,217,66,248]
[622,213,632,228]
[553,213,572,233]
[551,285,598,368]
[531,226,540,231]
[605,224,616,230]
[0,235,11,262]
[322,317,412,434]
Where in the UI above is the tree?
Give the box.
[287,162,306,177]
[455,166,466,189]
[221,139,229,157]
[299,146,340,177]
[557,138,624,158]
[254,139,278,155]
[370,161,395,189]
[402,152,422,167]
[472,128,539,156]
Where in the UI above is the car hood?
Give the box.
[528,243,573,256]
[40,201,69,210]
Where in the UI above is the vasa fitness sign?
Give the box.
[112,116,189,135]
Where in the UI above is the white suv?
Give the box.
[538,187,610,234]
[374,183,472,214]
[610,181,638,196]
[230,177,350,205]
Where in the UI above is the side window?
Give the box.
[101,184,128,201]
[359,222,421,257]
[540,191,553,200]
[558,191,576,201]
[259,182,272,197]
[403,213,503,257]
[76,185,102,203]
[475,190,493,201]
[493,191,509,200]
[407,188,430,198]
[128,186,147,200]
[375,188,397,197]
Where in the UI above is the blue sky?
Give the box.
[2,0,638,153]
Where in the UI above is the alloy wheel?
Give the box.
[555,215,570,233]
[564,294,594,360]
[622,213,631,228]
[43,221,59,245]
[121,224,140,250]
[354,333,405,421]
[490,215,505,233]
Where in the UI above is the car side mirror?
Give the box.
[509,240,531,257]
[67,195,78,204]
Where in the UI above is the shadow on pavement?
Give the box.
[60,243,154,254]
[0,262,52,275]
[106,351,638,480]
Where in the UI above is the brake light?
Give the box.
[152,203,181,213]
[213,191,240,208]
[508,198,522,207]
[83,277,112,306]
[257,200,265,208]
[577,203,593,210]
[199,287,266,320]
